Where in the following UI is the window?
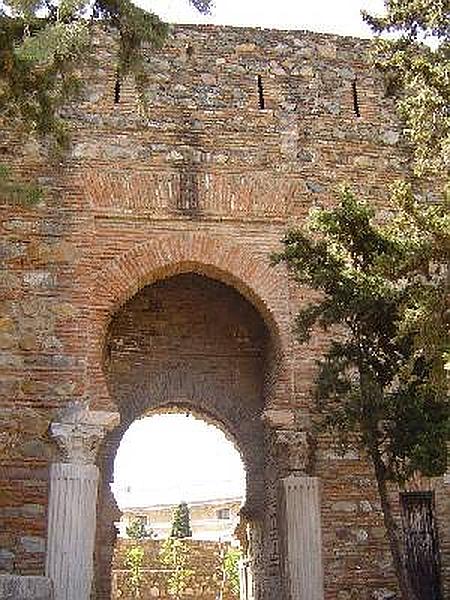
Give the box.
[216,508,231,520]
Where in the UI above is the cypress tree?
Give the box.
[170,502,192,539]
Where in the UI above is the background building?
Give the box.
[118,497,242,542]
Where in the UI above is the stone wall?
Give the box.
[0,575,53,600]
[111,539,237,600]
[0,22,448,600]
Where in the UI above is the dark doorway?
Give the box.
[400,491,442,600]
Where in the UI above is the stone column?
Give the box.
[272,429,324,600]
[45,406,119,600]
[279,475,324,600]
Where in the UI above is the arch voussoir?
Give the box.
[95,234,285,323]
[88,232,289,411]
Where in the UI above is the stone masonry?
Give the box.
[112,539,237,600]
[0,23,448,600]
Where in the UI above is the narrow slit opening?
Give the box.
[257,75,265,110]
[352,79,360,117]
[114,76,121,104]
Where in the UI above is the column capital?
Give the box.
[50,404,119,465]
[272,430,312,475]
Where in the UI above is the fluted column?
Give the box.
[279,475,324,600]
[45,405,119,600]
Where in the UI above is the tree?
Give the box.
[362,1,450,373]
[276,5,450,598]
[363,0,449,176]
[0,0,211,146]
[0,163,44,205]
[222,547,242,598]
[160,537,194,600]
[274,188,449,600]
[124,545,144,599]
[170,502,192,539]
[387,181,450,382]
[126,517,153,541]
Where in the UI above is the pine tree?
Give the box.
[276,5,449,598]
[362,1,450,372]
[170,502,192,539]
[363,0,449,176]
[0,0,212,146]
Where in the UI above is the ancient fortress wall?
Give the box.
[0,23,448,600]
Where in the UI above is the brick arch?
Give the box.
[88,232,289,411]
[108,368,266,501]
[101,399,264,515]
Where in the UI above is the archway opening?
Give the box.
[95,272,281,599]
[110,412,249,599]
[113,413,246,517]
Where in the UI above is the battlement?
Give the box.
[74,23,392,133]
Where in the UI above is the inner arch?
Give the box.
[112,412,246,526]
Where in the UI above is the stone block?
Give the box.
[23,271,57,289]
[263,408,295,427]
[0,575,53,599]
[331,501,357,513]
[0,318,14,334]
[0,549,14,572]
[0,334,15,350]
[20,536,46,553]
[372,589,396,600]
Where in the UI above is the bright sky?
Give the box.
[139,0,386,37]
[112,414,246,508]
[113,0,387,509]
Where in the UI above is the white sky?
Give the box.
[138,0,386,37]
[113,414,246,508]
[113,0,387,509]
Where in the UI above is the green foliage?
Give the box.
[0,163,44,205]
[274,187,449,484]
[160,537,194,600]
[170,502,192,539]
[275,187,449,599]
[222,547,241,597]
[388,181,450,378]
[363,0,450,175]
[124,544,144,598]
[126,517,153,541]
[0,0,212,144]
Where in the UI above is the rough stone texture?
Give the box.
[0,575,53,599]
[0,23,448,600]
[112,539,236,600]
